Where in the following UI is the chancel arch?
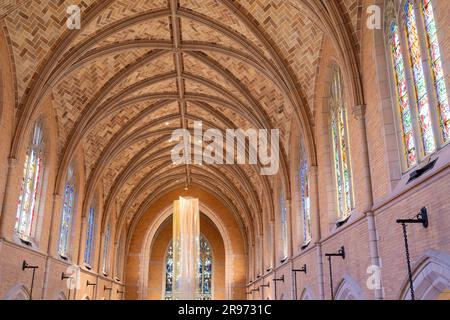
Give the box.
[126,186,246,300]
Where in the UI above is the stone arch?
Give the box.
[370,0,405,190]
[300,286,315,300]
[0,102,59,249]
[55,291,67,300]
[139,203,231,300]
[315,52,356,232]
[124,186,246,300]
[3,284,30,300]
[288,116,318,249]
[400,250,450,300]
[335,274,366,300]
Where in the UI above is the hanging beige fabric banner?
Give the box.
[172,197,200,300]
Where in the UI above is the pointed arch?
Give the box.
[300,286,315,300]
[400,250,450,300]
[335,274,366,300]
[3,284,30,300]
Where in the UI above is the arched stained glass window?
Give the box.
[279,186,288,259]
[390,21,417,167]
[420,0,450,141]
[102,224,111,274]
[405,0,436,155]
[387,0,449,170]
[15,121,44,242]
[164,236,212,300]
[84,207,95,266]
[58,166,75,258]
[299,140,311,243]
[330,66,354,220]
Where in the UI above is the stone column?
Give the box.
[0,157,17,238]
[351,104,373,213]
[352,104,383,300]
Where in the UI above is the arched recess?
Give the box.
[299,286,315,300]
[55,291,67,300]
[147,211,225,300]
[371,0,406,190]
[400,250,450,300]
[2,284,30,300]
[124,186,246,300]
[335,274,366,300]
[288,116,317,250]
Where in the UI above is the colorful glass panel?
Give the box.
[390,22,417,167]
[405,0,436,154]
[299,141,311,243]
[58,169,75,257]
[279,187,288,258]
[421,0,450,142]
[330,67,354,219]
[102,224,111,274]
[15,122,44,241]
[84,207,95,265]
[165,236,212,300]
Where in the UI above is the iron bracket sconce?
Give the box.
[117,289,125,300]
[259,283,270,299]
[104,285,113,300]
[272,275,285,300]
[325,246,345,300]
[292,264,307,300]
[86,280,97,299]
[22,260,38,300]
[61,272,74,300]
[396,207,429,300]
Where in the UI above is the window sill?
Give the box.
[300,238,311,251]
[384,143,450,207]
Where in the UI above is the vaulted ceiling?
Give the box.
[1,0,362,241]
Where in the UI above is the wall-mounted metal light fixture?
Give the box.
[117,289,125,300]
[396,207,428,300]
[86,280,97,299]
[325,246,345,300]
[104,285,113,300]
[272,275,285,300]
[22,260,38,300]
[292,264,307,300]
[61,272,73,300]
[259,282,270,299]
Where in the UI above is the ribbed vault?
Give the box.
[3,0,363,248]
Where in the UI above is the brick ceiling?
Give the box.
[2,0,362,233]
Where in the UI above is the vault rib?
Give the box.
[170,0,191,187]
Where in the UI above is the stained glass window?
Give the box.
[405,0,436,155]
[164,236,212,300]
[299,140,311,243]
[420,0,450,142]
[58,167,75,258]
[279,186,288,259]
[390,22,417,167]
[102,224,111,274]
[84,207,95,265]
[15,121,44,242]
[330,66,354,220]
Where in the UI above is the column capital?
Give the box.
[352,104,367,120]
[7,157,18,168]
